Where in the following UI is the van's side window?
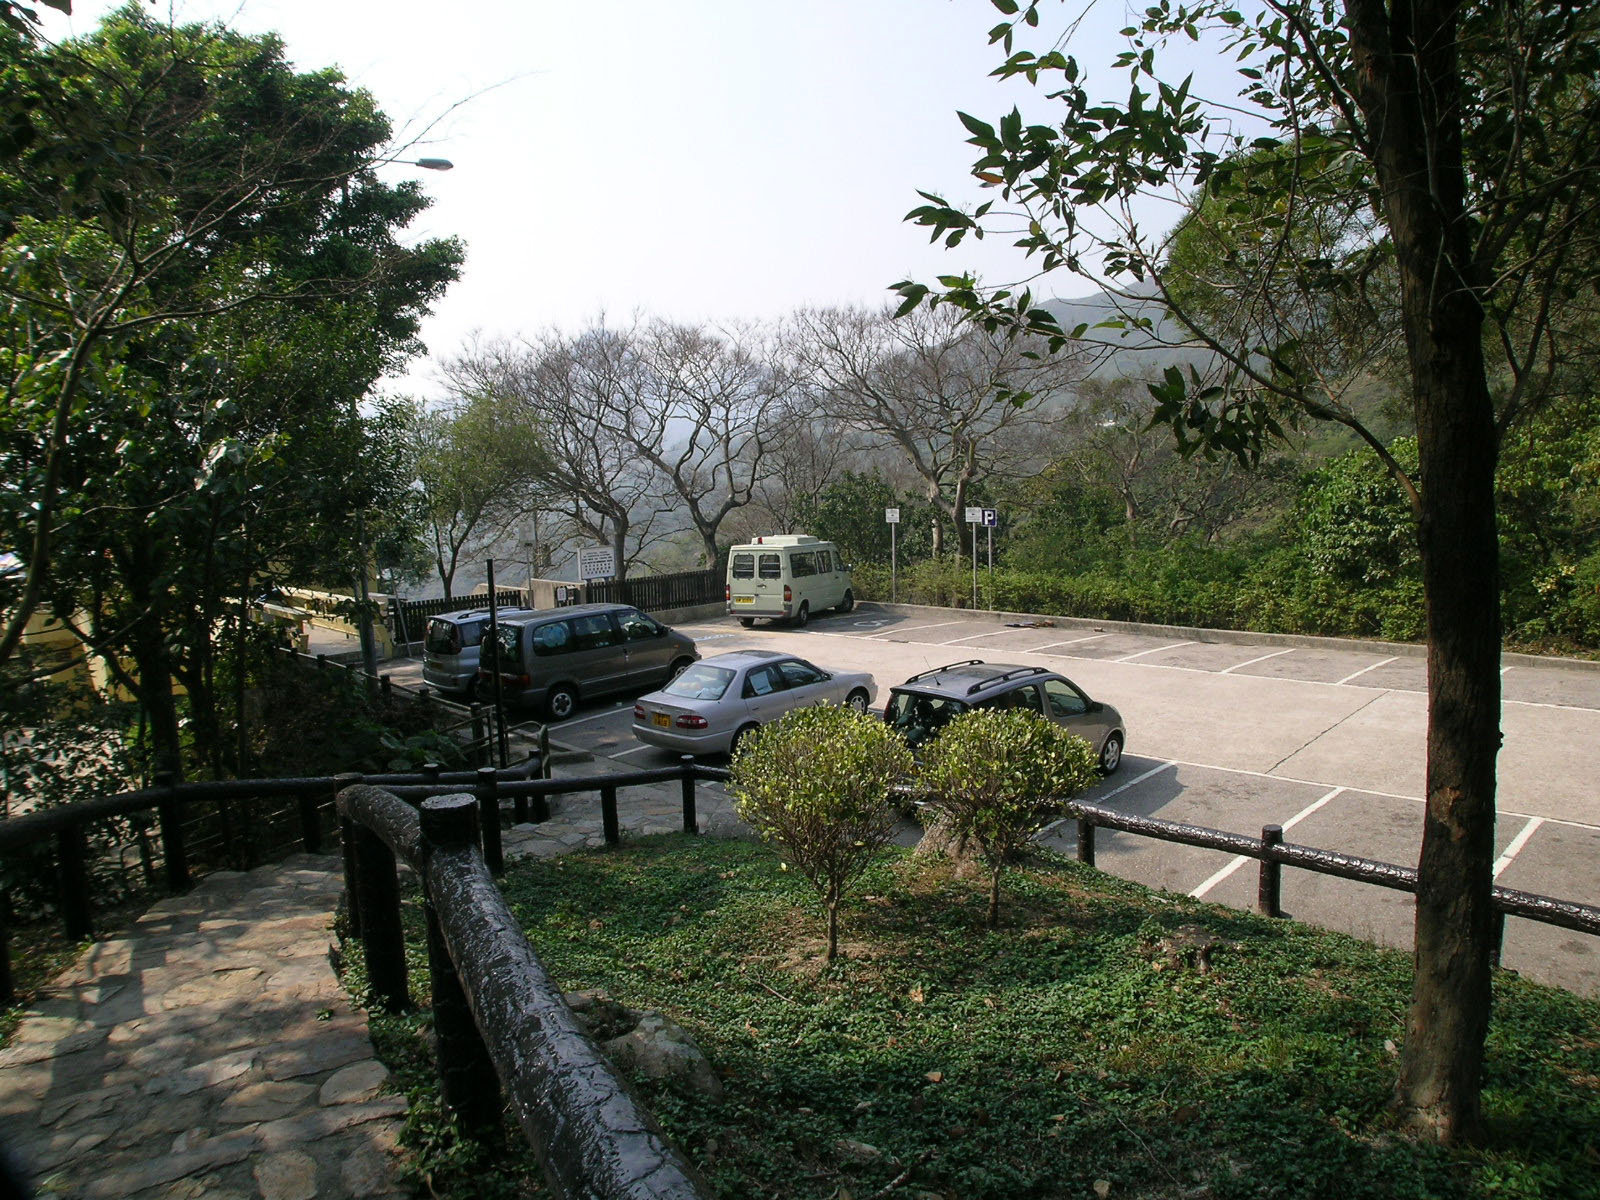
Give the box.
[571,613,622,651]
[731,553,754,579]
[757,553,781,579]
[531,621,572,656]
[617,609,661,641]
[816,550,833,572]
[791,551,815,577]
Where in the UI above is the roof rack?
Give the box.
[964,665,1048,696]
[901,659,985,685]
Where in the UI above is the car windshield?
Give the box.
[663,664,735,701]
[885,690,968,747]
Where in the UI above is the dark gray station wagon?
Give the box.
[884,659,1127,773]
[480,603,698,721]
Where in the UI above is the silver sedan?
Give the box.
[632,650,876,757]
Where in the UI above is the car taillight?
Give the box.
[519,674,530,686]
[675,714,708,729]
[783,584,792,602]
[633,705,645,720]
[724,584,730,601]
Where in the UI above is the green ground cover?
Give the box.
[354,835,1600,1199]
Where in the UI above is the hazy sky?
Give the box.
[50,0,1120,395]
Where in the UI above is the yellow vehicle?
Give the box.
[725,535,854,627]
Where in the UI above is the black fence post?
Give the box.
[1490,906,1506,969]
[1076,816,1096,868]
[1258,825,1285,918]
[423,761,441,785]
[336,773,364,938]
[297,790,324,854]
[680,755,698,834]
[57,823,92,940]
[352,820,409,1013]
[317,653,327,671]
[419,795,501,1135]
[601,784,620,846]
[0,909,12,1006]
[475,767,504,875]
[470,705,490,773]
[155,771,189,893]
[381,675,393,703]
[538,724,551,780]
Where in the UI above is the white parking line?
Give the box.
[1492,816,1544,879]
[1114,640,1195,663]
[1220,648,1295,674]
[607,744,656,760]
[1335,656,1397,685]
[1036,760,1180,843]
[1029,633,1112,652]
[937,629,1012,645]
[549,704,634,730]
[866,619,970,637]
[1189,786,1346,899]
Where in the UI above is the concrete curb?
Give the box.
[860,601,1600,673]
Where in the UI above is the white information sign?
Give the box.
[577,545,618,581]
[964,506,983,524]
[885,507,901,524]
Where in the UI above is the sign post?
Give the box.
[577,545,618,584]
[885,507,900,603]
[964,506,983,609]
[983,508,998,601]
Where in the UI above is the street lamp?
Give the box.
[410,158,454,171]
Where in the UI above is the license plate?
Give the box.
[652,713,670,728]
[734,596,754,604]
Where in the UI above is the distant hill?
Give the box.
[1040,287,1215,382]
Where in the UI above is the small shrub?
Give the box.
[728,705,913,961]
[918,709,1099,928]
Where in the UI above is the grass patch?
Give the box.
[498,836,1599,1200]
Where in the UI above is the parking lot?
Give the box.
[391,602,1600,996]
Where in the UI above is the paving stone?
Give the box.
[252,1149,319,1200]
[318,1059,389,1106]
[217,1080,317,1124]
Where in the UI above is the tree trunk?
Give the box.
[986,866,1001,930]
[825,895,839,962]
[1348,0,1499,1142]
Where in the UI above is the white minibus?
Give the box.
[725,535,854,627]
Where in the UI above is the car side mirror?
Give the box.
[1087,700,1103,713]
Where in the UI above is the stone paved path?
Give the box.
[0,773,741,1199]
[0,855,406,1200]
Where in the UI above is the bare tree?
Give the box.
[443,330,670,579]
[790,305,1090,554]
[618,319,796,565]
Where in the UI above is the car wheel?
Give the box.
[793,601,810,627]
[669,656,694,681]
[837,589,855,614]
[545,683,578,722]
[845,688,870,713]
[730,723,759,756]
[739,617,755,628]
[1099,732,1124,775]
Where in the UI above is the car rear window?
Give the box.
[731,553,754,580]
[664,664,735,701]
[425,618,461,655]
[757,553,781,579]
[491,623,523,669]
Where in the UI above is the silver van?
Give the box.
[480,603,698,721]
[421,606,537,698]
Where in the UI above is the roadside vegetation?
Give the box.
[350,834,1600,1200]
